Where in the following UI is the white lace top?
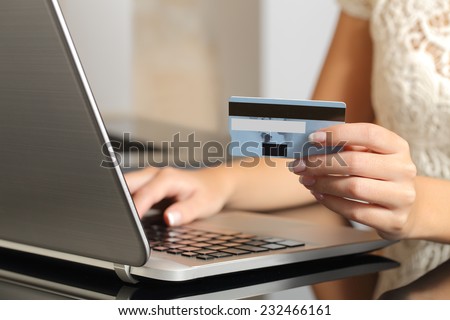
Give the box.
[338,0,450,297]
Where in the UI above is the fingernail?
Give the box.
[288,159,306,173]
[166,211,182,226]
[288,160,297,172]
[300,175,316,187]
[309,131,327,143]
[311,191,325,201]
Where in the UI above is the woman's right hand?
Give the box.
[124,167,234,227]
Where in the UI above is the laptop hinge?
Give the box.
[113,264,139,284]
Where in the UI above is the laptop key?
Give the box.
[178,240,196,245]
[153,246,169,252]
[236,245,269,253]
[182,252,198,258]
[203,233,221,238]
[196,255,215,260]
[178,234,195,240]
[221,248,251,255]
[262,244,286,250]
[276,240,305,247]
[206,245,227,251]
[233,238,249,243]
[165,243,185,249]
[180,246,199,252]
[191,242,212,248]
[192,235,211,242]
[195,249,217,255]
[244,240,267,246]
[262,238,285,243]
[167,249,184,255]
[210,252,233,258]
[217,235,235,241]
[167,231,182,237]
[149,241,161,247]
[222,242,240,248]
[207,239,226,245]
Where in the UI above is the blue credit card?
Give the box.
[229,96,346,159]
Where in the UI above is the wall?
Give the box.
[133,0,260,133]
[58,0,133,116]
[261,0,340,99]
[57,1,340,133]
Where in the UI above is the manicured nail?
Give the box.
[311,191,325,201]
[300,175,316,187]
[288,159,306,173]
[309,131,327,143]
[166,211,182,226]
[288,160,297,172]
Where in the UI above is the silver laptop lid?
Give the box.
[0,0,149,266]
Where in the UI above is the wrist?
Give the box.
[199,164,237,208]
[406,176,450,243]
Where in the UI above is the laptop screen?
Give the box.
[0,0,149,266]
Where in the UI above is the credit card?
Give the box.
[229,96,346,159]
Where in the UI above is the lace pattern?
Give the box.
[338,0,374,20]
[338,0,450,297]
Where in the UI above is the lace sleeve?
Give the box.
[337,0,374,20]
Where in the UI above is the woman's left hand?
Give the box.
[290,123,417,240]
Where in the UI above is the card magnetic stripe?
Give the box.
[229,102,345,122]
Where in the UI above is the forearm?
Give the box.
[409,176,450,243]
[207,158,314,212]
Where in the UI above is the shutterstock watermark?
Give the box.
[100,132,348,169]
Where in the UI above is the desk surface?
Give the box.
[2,201,450,300]
[2,249,448,300]
[0,247,397,300]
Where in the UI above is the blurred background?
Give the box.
[58,0,339,136]
[57,0,340,299]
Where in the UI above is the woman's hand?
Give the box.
[124,167,234,226]
[290,123,417,240]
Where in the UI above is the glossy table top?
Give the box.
[0,247,398,300]
[378,258,450,300]
[3,202,447,300]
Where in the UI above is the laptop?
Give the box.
[0,0,392,283]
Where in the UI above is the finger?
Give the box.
[163,196,219,227]
[343,145,369,152]
[132,170,194,217]
[293,151,410,181]
[124,167,159,194]
[309,123,408,154]
[312,193,406,239]
[302,175,412,209]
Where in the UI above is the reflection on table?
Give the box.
[379,258,450,300]
[0,247,397,300]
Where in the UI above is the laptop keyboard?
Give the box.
[144,224,305,261]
